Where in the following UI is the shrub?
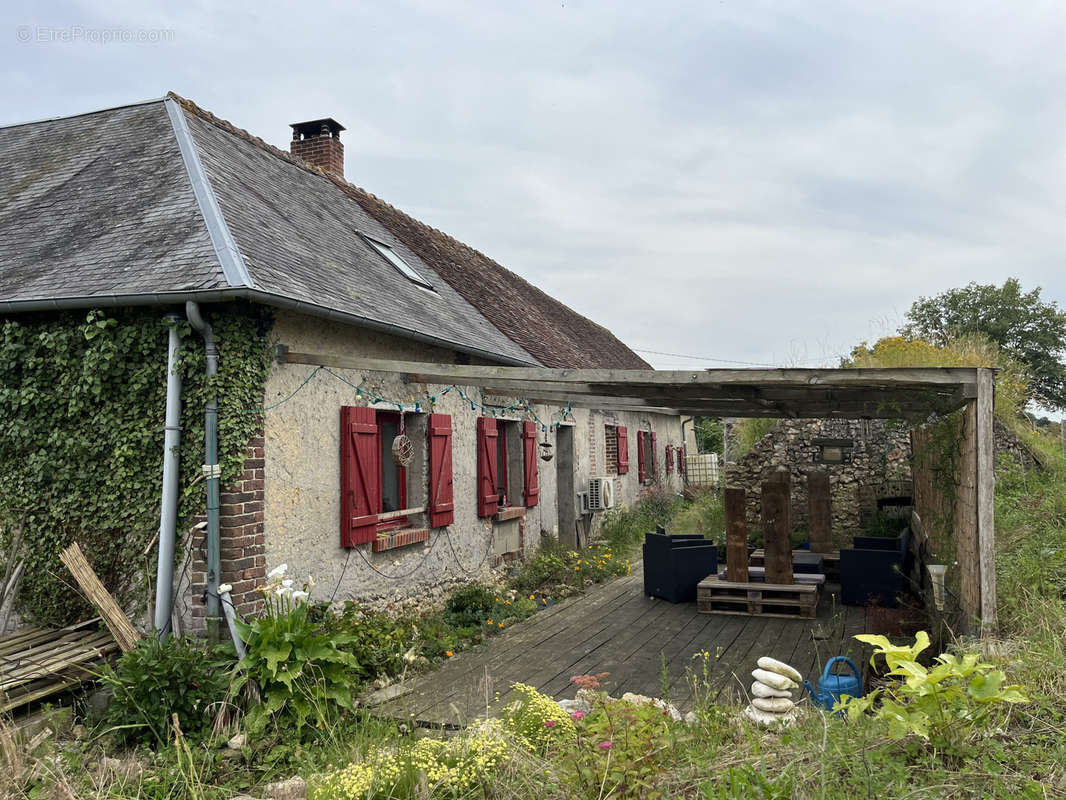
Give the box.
[315,601,418,683]
[840,631,1027,749]
[600,484,682,555]
[442,584,497,628]
[100,635,232,745]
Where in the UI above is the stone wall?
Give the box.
[255,310,683,611]
[725,419,912,543]
[725,415,1042,546]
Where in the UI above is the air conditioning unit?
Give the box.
[588,477,615,511]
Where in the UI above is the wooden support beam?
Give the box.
[276,349,981,390]
[762,471,793,585]
[724,488,749,583]
[975,368,996,635]
[807,469,832,554]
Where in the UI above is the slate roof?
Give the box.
[0,93,649,369]
[0,101,224,301]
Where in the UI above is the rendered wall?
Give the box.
[261,310,683,612]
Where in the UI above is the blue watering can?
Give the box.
[803,656,862,712]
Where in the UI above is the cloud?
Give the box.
[2,0,1065,373]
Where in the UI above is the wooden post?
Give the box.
[762,471,793,584]
[807,469,832,554]
[724,487,749,583]
[975,368,996,635]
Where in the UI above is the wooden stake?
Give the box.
[807,470,832,554]
[724,488,749,583]
[59,542,140,652]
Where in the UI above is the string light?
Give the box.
[256,365,574,431]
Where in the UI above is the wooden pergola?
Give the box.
[276,348,997,634]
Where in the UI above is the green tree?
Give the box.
[900,278,1066,409]
[692,417,723,454]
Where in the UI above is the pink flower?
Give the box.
[544,719,557,728]
[571,710,586,721]
[598,740,613,750]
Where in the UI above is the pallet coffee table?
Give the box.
[697,576,818,619]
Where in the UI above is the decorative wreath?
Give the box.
[392,434,414,467]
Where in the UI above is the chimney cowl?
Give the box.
[289,118,346,177]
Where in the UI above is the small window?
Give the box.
[360,234,433,289]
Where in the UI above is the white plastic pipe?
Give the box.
[154,317,184,638]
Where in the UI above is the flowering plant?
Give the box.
[233,564,361,735]
[310,722,511,798]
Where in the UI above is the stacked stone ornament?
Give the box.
[742,657,802,727]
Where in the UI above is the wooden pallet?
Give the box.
[749,549,840,581]
[697,576,818,619]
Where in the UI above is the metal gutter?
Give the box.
[164,97,254,289]
[0,289,540,367]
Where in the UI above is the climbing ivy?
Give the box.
[0,305,272,626]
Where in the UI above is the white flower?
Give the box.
[267,564,288,579]
[217,583,232,594]
[291,590,309,603]
[275,585,292,597]
[281,578,294,588]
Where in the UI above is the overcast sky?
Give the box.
[4,1,1065,371]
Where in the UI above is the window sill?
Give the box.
[495,506,526,522]
[372,528,430,553]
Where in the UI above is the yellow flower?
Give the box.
[486,619,494,626]
[529,594,535,600]
[497,622,504,628]
[445,650,454,657]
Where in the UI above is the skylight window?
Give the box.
[360,234,433,289]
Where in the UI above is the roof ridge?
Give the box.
[0,95,167,130]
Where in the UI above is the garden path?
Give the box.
[371,562,869,727]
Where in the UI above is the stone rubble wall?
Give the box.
[725,416,1041,546]
[726,419,914,544]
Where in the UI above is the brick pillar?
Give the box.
[190,430,266,630]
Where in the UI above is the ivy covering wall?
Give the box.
[0,305,272,626]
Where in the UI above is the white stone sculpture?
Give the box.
[743,657,802,728]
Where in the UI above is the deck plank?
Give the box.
[374,565,870,726]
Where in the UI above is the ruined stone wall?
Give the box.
[725,419,912,543]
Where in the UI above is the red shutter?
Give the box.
[477,417,499,517]
[522,421,540,507]
[429,413,454,528]
[651,432,658,479]
[666,444,674,474]
[617,425,629,474]
[637,432,646,483]
[340,406,380,547]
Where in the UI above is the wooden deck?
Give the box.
[373,562,869,726]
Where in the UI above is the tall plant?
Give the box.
[233,566,361,736]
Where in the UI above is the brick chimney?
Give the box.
[289,118,345,177]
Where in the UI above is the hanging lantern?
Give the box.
[539,429,554,462]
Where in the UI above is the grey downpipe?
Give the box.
[186,301,222,643]
[154,315,184,638]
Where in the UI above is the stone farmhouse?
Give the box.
[0,93,683,634]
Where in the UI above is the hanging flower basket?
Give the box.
[539,441,554,462]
